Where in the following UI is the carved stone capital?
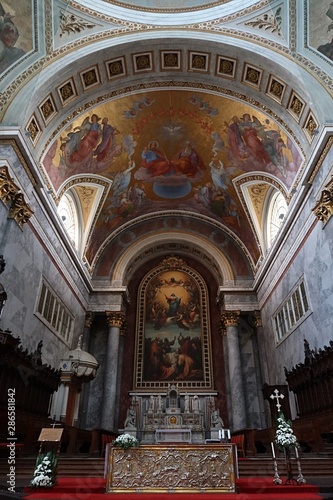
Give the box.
[84,312,94,328]
[8,192,34,228]
[220,310,240,328]
[253,310,262,328]
[312,177,333,225]
[106,311,125,329]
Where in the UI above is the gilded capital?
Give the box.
[312,177,333,226]
[218,320,226,336]
[84,312,94,328]
[221,310,240,328]
[8,192,34,228]
[0,166,20,205]
[106,311,125,329]
[253,310,262,328]
[120,320,127,337]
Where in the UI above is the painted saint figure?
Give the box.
[164,293,181,317]
[141,141,172,176]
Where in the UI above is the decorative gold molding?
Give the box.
[8,192,34,228]
[312,176,333,226]
[308,136,333,185]
[0,140,37,186]
[221,310,240,328]
[106,311,125,328]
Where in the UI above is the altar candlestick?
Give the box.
[295,446,299,459]
[271,442,276,459]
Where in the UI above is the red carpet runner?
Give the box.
[24,477,324,499]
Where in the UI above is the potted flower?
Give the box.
[113,433,140,450]
[30,451,57,488]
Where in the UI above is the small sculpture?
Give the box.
[124,406,136,429]
[211,409,224,429]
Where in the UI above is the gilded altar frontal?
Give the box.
[106,444,236,493]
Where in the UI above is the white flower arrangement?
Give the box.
[113,433,140,450]
[275,413,299,451]
[30,452,57,488]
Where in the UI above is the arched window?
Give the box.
[265,190,288,249]
[57,192,79,249]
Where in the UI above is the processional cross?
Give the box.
[270,388,285,412]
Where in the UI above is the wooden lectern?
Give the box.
[37,428,63,483]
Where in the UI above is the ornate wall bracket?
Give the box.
[312,177,333,226]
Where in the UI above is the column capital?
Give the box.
[120,320,127,337]
[218,320,226,336]
[253,310,262,328]
[84,312,94,328]
[221,310,240,328]
[106,311,125,328]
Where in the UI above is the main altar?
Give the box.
[106,443,237,493]
[106,384,235,493]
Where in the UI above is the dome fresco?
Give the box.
[42,90,302,266]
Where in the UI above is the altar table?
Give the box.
[106,443,236,493]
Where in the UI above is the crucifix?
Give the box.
[270,388,285,412]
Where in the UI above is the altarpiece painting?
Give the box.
[134,256,213,391]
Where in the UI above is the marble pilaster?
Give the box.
[100,311,125,431]
[221,310,247,431]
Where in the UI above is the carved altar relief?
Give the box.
[107,444,236,493]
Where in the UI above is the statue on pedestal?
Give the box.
[211,409,224,429]
[124,406,137,429]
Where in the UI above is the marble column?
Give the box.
[221,310,247,431]
[253,311,269,384]
[82,312,94,351]
[100,311,125,431]
[114,320,127,430]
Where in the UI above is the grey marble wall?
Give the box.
[0,145,90,369]
[258,145,333,416]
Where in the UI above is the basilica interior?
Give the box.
[0,0,333,461]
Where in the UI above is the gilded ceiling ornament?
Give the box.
[59,11,95,36]
[245,7,282,36]
[290,96,303,117]
[160,256,187,270]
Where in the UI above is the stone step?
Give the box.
[0,455,332,481]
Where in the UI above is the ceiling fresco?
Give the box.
[42,89,303,268]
